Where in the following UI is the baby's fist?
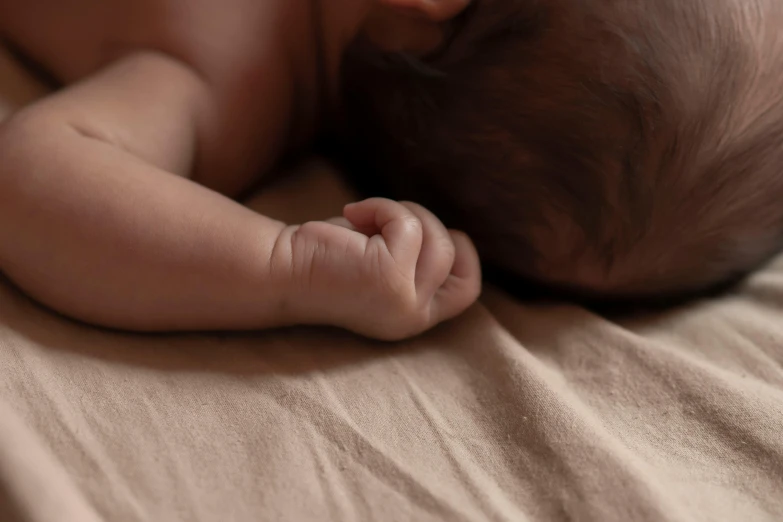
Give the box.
[283,198,482,340]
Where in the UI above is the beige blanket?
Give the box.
[1,47,782,522]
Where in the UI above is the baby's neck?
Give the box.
[285,0,370,139]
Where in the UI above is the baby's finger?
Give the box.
[447,230,482,282]
[324,217,355,230]
[431,230,482,324]
[325,216,385,239]
[343,198,422,270]
[399,202,455,298]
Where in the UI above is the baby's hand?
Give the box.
[277,198,482,340]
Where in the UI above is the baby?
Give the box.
[0,0,482,341]
[3,0,783,341]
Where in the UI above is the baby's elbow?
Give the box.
[0,107,69,243]
[0,112,30,200]
[0,105,76,187]
[0,106,59,171]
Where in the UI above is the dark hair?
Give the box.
[333,0,783,306]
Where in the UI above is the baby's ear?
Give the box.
[380,0,470,22]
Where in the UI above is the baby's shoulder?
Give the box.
[0,0,284,84]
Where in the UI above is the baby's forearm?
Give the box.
[0,113,296,332]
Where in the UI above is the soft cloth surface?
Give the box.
[2,47,782,522]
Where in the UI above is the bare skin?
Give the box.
[0,0,481,340]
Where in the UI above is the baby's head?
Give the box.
[334,0,783,304]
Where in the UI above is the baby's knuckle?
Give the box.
[398,213,423,237]
[399,201,426,217]
[441,235,457,262]
[399,200,422,210]
[428,239,456,277]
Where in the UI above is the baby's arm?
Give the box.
[0,52,481,338]
[0,52,297,332]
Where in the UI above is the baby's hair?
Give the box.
[335,0,783,306]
